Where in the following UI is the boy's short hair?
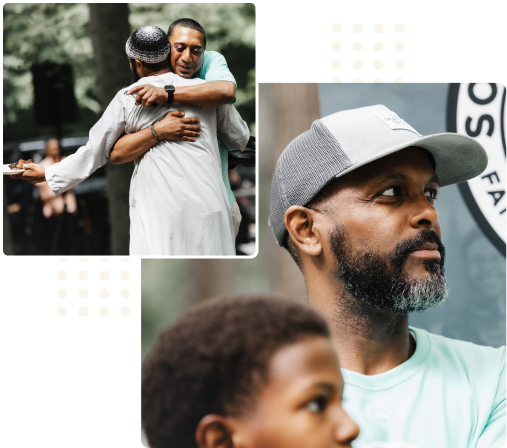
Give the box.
[142,295,330,448]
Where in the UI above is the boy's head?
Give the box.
[142,295,358,448]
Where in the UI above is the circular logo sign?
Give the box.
[447,83,506,256]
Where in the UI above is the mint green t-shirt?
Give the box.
[342,327,506,448]
[193,51,238,206]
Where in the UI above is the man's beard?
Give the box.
[131,65,141,83]
[330,227,448,313]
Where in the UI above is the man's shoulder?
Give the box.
[415,327,505,375]
[195,50,235,86]
[418,327,505,357]
[197,51,228,75]
[202,51,229,74]
[203,50,225,62]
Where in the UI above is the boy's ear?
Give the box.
[284,205,323,256]
[195,414,234,448]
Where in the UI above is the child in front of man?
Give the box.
[142,295,359,448]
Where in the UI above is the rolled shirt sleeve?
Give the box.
[216,104,249,153]
[45,91,126,195]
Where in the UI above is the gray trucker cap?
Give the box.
[269,104,488,247]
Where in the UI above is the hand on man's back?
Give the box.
[154,111,201,142]
[128,84,168,107]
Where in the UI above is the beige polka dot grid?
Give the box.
[56,258,131,318]
[331,23,405,82]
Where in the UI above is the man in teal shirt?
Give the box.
[125,18,248,236]
[192,50,240,215]
[269,105,505,448]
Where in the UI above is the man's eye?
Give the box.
[425,189,438,201]
[381,187,397,197]
[306,396,327,413]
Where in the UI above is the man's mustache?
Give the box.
[392,229,446,270]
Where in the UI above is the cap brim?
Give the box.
[335,132,488,187]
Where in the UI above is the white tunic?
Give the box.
[45,72,249,256]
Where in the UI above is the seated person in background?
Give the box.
[36,138,77,218]
[142,295,359,448]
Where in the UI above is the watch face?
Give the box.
[165,85,175,92]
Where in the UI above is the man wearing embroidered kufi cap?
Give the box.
[126,25,171,68]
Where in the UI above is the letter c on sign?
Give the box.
[468,83,497,105]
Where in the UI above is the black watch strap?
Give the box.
[164,85,175,103]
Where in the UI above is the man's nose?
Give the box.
[409,193,439,230]
[181,48,192,63]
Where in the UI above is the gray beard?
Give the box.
[330,226,449,314]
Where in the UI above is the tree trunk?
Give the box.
[88,3,133,255]
[186,84,320,305]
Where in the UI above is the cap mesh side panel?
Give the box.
[269,119,353,246]
[269,166,287,245]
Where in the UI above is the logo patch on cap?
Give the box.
[374,110,422,136]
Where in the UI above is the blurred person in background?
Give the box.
[6,139,80,254]
[36,138,77,218]
[142,295,359,448]
[5,169,34,253]
[228,169,253,254]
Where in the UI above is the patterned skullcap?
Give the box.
[125,26,170,63]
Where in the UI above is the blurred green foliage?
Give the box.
[3,3,255,142]
[142,259,197,358]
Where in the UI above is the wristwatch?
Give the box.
[164,85,175,103]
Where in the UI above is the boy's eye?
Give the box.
[306,395,328,413]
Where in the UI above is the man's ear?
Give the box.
[285,205,323,256]
[195,414,235,448]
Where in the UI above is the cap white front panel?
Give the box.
[320,105,423,165]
